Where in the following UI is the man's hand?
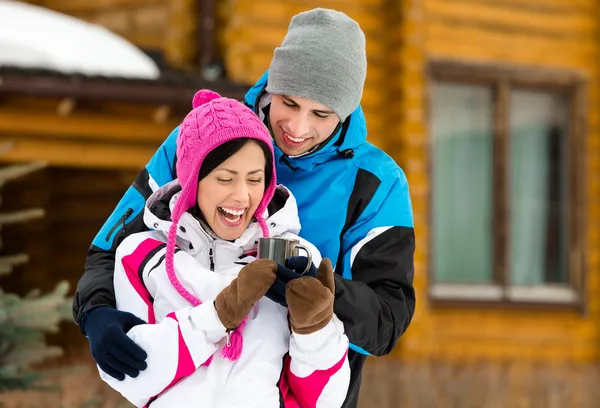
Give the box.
[266,256,317,307]
[84,306,148,381]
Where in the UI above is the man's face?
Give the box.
[269,94,341,156]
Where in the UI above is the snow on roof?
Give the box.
[0,0,160,79]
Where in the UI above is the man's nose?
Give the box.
[287,114,310,137]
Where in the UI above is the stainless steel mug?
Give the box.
[257,237,313,275]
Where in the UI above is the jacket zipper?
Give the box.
[208,242,229,348]
[105,208,133,241]
[209,246,215,271]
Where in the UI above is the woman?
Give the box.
[99,90,350,407]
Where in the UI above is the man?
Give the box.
[74,8,415,407]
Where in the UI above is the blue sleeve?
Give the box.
[333,169,416,356]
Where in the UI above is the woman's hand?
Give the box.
[286,258,335,335]
[215,258,277,329]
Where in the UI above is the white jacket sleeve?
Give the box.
[285,315,351,408]
[98,235,227,407]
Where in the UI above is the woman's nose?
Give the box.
[230,180,249,203]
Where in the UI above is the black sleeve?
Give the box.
[333,226,416,356]
[331,167,416,356]
[72,164,164,332]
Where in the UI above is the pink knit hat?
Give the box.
[165,90,276,362]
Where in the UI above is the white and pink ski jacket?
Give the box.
[99,181,350,407]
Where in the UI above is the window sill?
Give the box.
[429,283,582,312]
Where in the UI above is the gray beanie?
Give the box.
[266,8,367,122]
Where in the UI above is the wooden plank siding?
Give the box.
[0,97,182,169]
[395,0,600,363]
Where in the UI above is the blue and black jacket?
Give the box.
[73,72,416,408]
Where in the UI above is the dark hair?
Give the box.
[198,138,273,189]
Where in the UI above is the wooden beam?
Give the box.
[197,0,218,71]
[0,68,249,107]
[429,58,588,87]
[0,138,156,170]
[0,108,177,144]
[493,79,509,293]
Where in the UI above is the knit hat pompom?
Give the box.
[192,89,221,109]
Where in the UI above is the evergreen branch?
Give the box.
[0,254,30,276]
[0,209,46,225]
[0,162,47,188]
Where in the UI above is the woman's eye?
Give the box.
[314,112,329,119]
[248,179,263,184]
[282,100,297,108]
[217,179,232,183]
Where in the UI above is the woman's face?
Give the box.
[269,94,340,156]
[197,141,267,241]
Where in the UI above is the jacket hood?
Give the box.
[143,180,302,254]
[244,70,368,172]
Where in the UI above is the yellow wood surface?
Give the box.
[0,109,178,144]
[394,0,600,363]
[0,138,156,170]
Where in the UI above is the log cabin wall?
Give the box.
[397,0,600,364]
[0,95,181,169]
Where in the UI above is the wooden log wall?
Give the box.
[396,0,600,364]
[0,96,181,170]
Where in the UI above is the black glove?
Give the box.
[265,256,317,307]
[83,306,148,381]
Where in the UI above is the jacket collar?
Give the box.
[143,180,302,259]
[245,71,368,172]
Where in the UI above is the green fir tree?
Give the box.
[0,147,71,393]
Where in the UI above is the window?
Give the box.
[428,61,586,308]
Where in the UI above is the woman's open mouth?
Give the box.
[217,206,246,226]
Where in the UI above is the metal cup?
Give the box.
[257,237,313,275]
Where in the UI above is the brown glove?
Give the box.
[286,258,335,335]
[215,258,277,330]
